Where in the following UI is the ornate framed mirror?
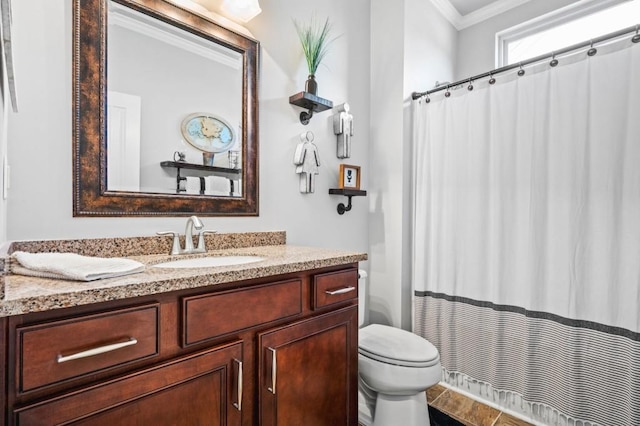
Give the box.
[73,0,259,216]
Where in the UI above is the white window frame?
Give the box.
[495,0,628,67]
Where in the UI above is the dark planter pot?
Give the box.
[305,74,318,95]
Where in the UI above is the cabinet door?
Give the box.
[259,305,358,426]
[14,341,243,426]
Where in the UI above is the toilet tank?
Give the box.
[358,269,368,326]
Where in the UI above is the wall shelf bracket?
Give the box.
[289,92,333,125]
[329,188,367,215]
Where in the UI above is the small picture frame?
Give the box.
[339,164,361,190]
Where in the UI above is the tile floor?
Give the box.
[426,384,533,426]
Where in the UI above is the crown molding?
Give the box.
[109,1,242,70]
[430,0,533,30]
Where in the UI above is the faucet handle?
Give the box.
[196,230,217,252]
[157,231,181,255]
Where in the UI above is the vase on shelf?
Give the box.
[305,74,318,95]
[202,152,215,166]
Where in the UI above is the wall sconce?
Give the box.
[221,0,262,23]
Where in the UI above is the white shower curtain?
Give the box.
[413,38,640,425]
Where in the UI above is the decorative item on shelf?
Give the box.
[203,152,215,166]
[305,74,318,95]
[228,150,240,169]
[293,131,320,193]
[293,16,337,96]
[333,103,353,158]
[338,164,360,190]
[173,151,186,162]
[181,112,236,154]
[329,164,364,214]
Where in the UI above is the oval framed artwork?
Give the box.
[180,112,236,153]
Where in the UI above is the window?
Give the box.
[497,0,640,66]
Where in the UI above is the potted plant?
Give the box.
[294,17,337,95]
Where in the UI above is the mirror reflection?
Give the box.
[107,1,243,197]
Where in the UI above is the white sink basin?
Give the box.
[152,255,265,269]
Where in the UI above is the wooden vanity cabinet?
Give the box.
[1,264,359,426]
[0,317,6,424]
[13,342,244,425]
[259,306,358,426]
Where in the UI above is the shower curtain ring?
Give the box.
[445,85,451,97]
[587,40,597,56]
[632,25,640,43]
[517,63,525,76]
[550,52,558,67]
[425,94,431,103]
[488,73,496,85]
[467,79,474,91]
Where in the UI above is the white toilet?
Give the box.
[358,270,441,426]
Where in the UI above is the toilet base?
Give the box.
[358,390,430,426]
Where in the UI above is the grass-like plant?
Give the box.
[294,17,336,75]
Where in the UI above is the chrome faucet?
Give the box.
[158,215,216,255]
[183,215,203,253]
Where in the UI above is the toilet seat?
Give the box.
[359,324,439,368]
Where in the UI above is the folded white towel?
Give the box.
[11,251,145,281]
[205,176,231,196]
[185,176,202,195]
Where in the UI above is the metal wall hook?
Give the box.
[550,53,559,67]
[587,40,597,56]
[517,63,525,76]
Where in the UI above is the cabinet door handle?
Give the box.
[325,286,356,295]
[57,337,138,363]
[232,358,243,411]
[266,347,277,394]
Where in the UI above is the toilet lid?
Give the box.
[359,324,440,368]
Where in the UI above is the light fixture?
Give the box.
[221,0,262,23]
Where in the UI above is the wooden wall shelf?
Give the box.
[289,92,333,125]
[328,189,367,215]
[160,161,240,194]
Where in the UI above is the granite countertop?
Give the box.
[0,232,367,318]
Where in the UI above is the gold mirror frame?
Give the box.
[73,0,259,216]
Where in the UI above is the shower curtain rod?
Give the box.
[412,23,640,100]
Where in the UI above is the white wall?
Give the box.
[4,0,369,258]
[455,0,578,79]
[369,0,456,329]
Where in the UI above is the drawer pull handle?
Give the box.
[57,337,138,363]
[325,286,356,296]
[266,347,277,394]
[233,358,243,411]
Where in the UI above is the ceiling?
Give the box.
[190,0,533,30]
[448,0,499,15]
[431,0,533,30]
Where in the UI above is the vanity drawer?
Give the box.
[183,279,302,346]
[17,304,159,393]
[312,268,358,310]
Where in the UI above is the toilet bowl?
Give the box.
[358,271,441,426]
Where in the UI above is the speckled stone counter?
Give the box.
[0,232,367,317]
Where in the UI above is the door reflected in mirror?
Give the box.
[107,1,243,197]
